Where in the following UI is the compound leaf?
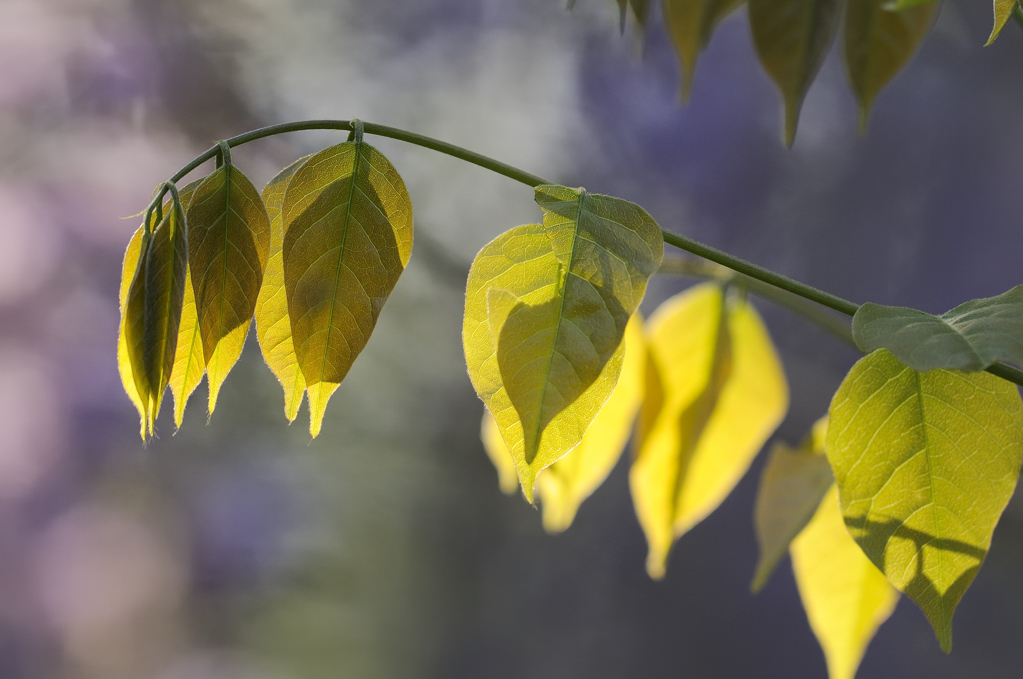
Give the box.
[481,314,646,531]
[748,0,843,145]
[186,162,271,414]
[464,186,662,501]
[282,141,413,438]
[852,285,1023,372]
[988,0,1019,45]
[845,0,938,129]
[255,156,312,422]
[752,416,833,592]
[791,484,899,679]
[663,0,746,100]
[827,349,1023,652]
[631,283,788,579]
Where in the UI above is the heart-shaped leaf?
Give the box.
[827,349,1023,651]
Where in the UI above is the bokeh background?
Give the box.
[2,1,1022,677]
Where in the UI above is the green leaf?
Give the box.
[884,0,938,8]
[118,224,146,437]
[186,162,271,414]
[826,349,1023,652]
[791,484,899,679]
[255,156,313,422]
[464,185,662,501]
[748,0,843,145]
[282,141,413,437]
[631,283,789,579]
[987,0,1020,45]
[662,0,746,101]
[480,314,646,531]
[166,180,204,429]
[852,285,1023,372]
[124,191,189,439]
[844,0,938,130]
[615,0,650,30]
[751,416,833,592]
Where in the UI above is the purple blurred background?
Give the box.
[1,1,1022,677]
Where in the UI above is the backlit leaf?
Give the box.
[662,0,746,101]
[748,0,843,145]
[480,314,646,531]
[791,484,899,679]
[751,416,832,592]
[826,349,1023,651]
[124,192,189,438]
[255,156,312,422]
[118,225,146,437]
[166,180,203,429]
[186,162,271,414]
[852,285,1023,372]
[282,141,413,437]
[844,0,938,129]
[464,186,662,501]
[987,0,1019,45]
[631,283,788,579]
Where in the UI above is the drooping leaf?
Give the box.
[282,141,413,437]
[662,0,746,101]
[852,285,1023,372]
[791,484,900,679]
[255,156,312,422]
[118,225,147,437]
[186,162,271,414]
[631,283,788,579]
[827,349,1023,652]
[464,186,663,501]
[748,0,843,145]
[480,314,646,531]
[124,191,189,438]
[166,180,203,428]
[751,416,832,592]
[987,0,1019,45]
[844,0,938,129]
[884,0,938,8]
[615,0,650,31]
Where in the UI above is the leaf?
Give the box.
[791,485,900,679]
[124,192,189,438]
[166,180,203,428]
[852,285,1023,372]
[118,225,146,437]
[186,162,271,414]
[255,156,313,422]
[988,0,1020,45]
[631,283,788,579]
[884,0,938,8]
[748,0,843,145]
[480,314,647,531]
[282,141,413,437]
[751,416,833,592]
[826,349,1023,651]
[662,0,746,101]
[464,186,663,501]
[844,0,938,130]
[615,0,650,31]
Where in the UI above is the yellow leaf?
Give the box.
[751,416,832,592]
[480,314,646,531]
[631,283,788,579]
[186,162,271,414]
[166,180,204,429]
[282,141,413,437]
[791,485,899,679]
[255,156,312,422]
[662,0,746,101]
[987,0,1019,45]
[464,186,663,501]
[118,225,146,437]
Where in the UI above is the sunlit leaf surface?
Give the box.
[282,141,413,437]
[165,180,203,428]
[827,349,1023,651]
[464,186,662,500]
[255,156,312,422]
[852,285,1023,372]
[662,0,745,100]
[118,225,146,437]
[987,0,1019,45]
[480,314,646,531]
[631,283,788,579]
[748,0,843,145]
[752,416,832,592]
[791,485,899,679]
[186,163,271,414]
[844,0,937,129]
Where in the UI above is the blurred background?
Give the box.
[1,0,1022,677]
